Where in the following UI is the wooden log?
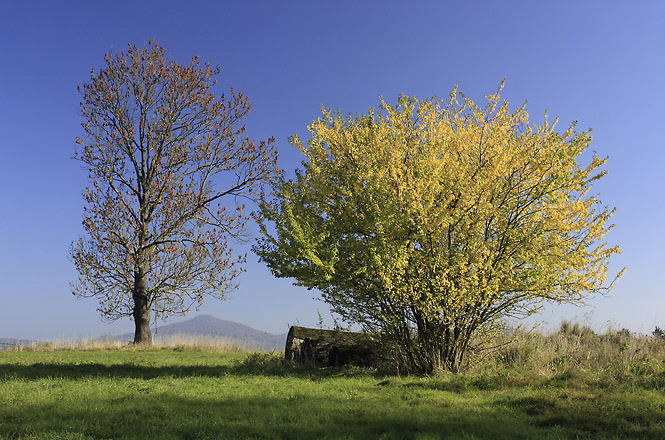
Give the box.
[284,326,377,367]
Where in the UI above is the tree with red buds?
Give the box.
[71,41,279,344]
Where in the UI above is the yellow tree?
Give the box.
[254,83,622,372]
[71,42,279,344]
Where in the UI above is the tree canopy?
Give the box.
[71,42,279,344]
[254,83,622,372]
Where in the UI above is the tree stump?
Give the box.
[284,326,377,367]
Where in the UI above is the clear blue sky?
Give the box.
[1,1,663,340]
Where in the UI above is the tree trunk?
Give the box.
[133,301,152,345]
[132,267,152,345]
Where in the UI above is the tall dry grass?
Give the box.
[468,321,665,386]
[1,334,265,353]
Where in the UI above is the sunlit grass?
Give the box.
[1,326,664,439]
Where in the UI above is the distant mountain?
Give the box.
[118,315,287,351]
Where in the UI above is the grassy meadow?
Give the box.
[1,326,664,439]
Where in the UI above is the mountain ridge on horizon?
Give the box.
[1,315,287,351]
[117,314,287,351]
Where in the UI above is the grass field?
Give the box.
[1,328,664,439]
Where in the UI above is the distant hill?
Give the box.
[118,315,287,351]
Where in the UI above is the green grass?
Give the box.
[1,331,665,439]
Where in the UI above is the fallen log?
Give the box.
[285,326,377,367]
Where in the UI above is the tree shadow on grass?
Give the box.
[0,354,537,389]
[495,393,664,439]
[0,353,373,381]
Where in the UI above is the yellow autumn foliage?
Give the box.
[254,82,622,372]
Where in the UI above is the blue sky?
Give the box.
[1,1,663,340]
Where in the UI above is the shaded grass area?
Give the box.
[1,349,664,439]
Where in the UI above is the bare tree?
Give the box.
[71,41,279,344]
